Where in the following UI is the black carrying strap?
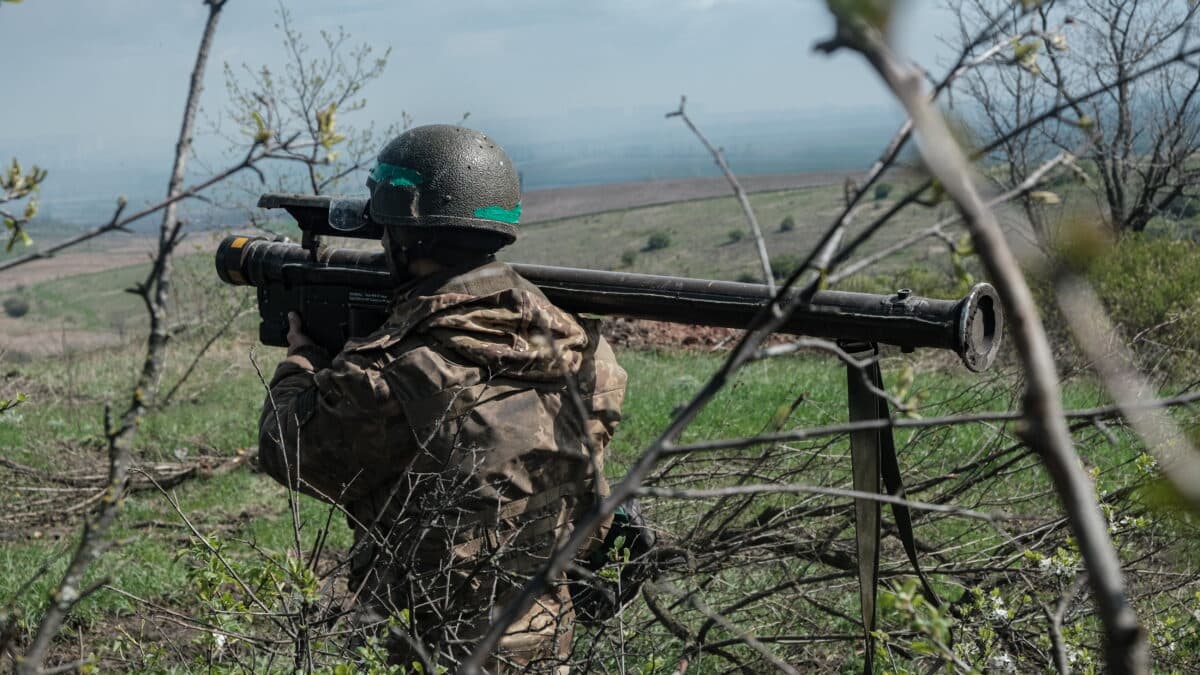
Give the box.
[844,343,941,674]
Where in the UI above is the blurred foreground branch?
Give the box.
[817,5,1147,672]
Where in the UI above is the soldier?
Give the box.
[257,124,627,673]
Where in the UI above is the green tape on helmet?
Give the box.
[473,203,522,224]
[370,161,423,187]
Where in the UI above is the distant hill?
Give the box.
[521,172,855,223]
[504,179,935,282]
[6,106,906,233]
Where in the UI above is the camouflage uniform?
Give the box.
[259,259,627,672]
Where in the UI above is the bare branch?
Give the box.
[667,96,775,292]
[17,3,233,671]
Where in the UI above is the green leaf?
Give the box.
[250,111,270,145]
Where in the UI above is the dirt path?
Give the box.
[0,173,846,292]
[0,173,850,359]
[0,239,157,292]
[520,171,849,223]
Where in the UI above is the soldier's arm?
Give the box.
[258,330,405,503]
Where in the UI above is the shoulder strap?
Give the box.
[844,342,941,674]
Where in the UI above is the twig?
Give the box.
[667,96,775,293]
[1047,573,1088,675]
[656,579,800,675]
[16,3,233,672]
[134,468,292,634]
[637,484,1002,522]
[0,144,263,274]
[830,151,1072,283]
[662,389,1200,456]
[160,304,253,407]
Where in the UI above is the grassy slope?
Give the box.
[7,254,217,335]
[503,183,939,280]
[0,336,1126,628]
[2,182,954,349]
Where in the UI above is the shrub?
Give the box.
[620,250,637,267]
[736,272,758,284]
[1028,233,1200,378]
[645,232,672,251]
[726,229,745,244]
[874,183,893,202]
[779,216,795,233]
[3,297,30,319]
[770,254,803,281]
[1165,195,1200,220]
[1088,235,1200,352]
[840,264,962,298]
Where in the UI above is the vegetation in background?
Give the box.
[1052,233,1200,377]
[3,295,29,319]
[952,0,1200,237]
[504,181,931,282]
[2,317,1196,671]
[769,253,802,281]
[4,0,1200,670]
[644,231,672,252]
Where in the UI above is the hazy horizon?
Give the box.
[1,1,956,226]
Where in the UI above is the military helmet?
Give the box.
[366,124,521,246]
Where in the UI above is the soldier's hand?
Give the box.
[286,311,316,355]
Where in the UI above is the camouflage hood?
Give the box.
[387,260,590,380]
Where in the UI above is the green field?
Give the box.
[504,182,941,281]
[2,318,1193,672]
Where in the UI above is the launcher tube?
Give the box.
[217,236,1002,371]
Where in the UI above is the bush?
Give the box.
[1165,195,1200,220]
[779,216,795,233]
[645,232,672,251]
[770,254,803,281]
[736,272,759,284]
[1029,233,1200,379]
[3,296,30,319]
[840,264,962,298]
[1089,235,1200,353]
[620,250,637,267]
[874,183,893,202]
[726,229,745,244]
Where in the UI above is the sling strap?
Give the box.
[843,342,941,674]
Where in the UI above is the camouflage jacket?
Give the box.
[258,259,627,665]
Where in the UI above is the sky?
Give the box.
[0,0,959,207]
